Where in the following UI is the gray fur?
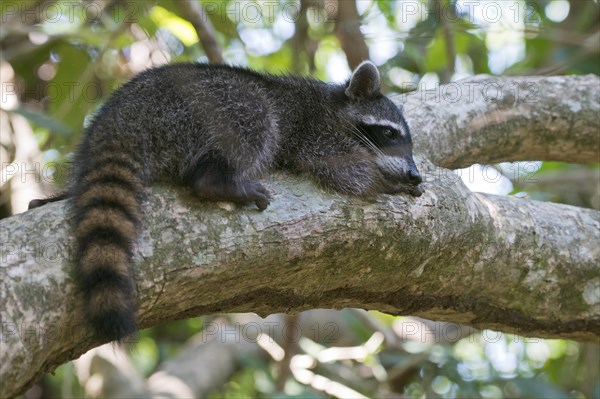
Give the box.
[36,61,423,341]
[345,61,381,100]
[72,62,422,199]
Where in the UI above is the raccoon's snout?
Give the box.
[383,179,424,197]
[376,155,424,197]
[407,169,422,185]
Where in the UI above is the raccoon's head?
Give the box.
[343,61,424,197]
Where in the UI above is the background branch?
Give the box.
[176,0,223,64]
[334,0,370,69]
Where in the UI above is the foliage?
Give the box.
[2,0,598,397]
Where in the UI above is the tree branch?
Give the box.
[74,321,263,398]
[290,0,317,73]
[402,74,600,168]
[1,75,599,398]
[176,0,223,64]
[334,0,370,69]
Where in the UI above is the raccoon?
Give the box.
[29,61,423,342]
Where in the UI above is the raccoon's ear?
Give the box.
[345,61,381,100]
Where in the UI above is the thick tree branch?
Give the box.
[402,74,600,168]
[1,173,599,397]
[1,75,599,398]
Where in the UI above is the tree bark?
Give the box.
[1,75,599,398]
[402,74,600,167]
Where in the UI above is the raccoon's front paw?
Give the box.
[194,179,271,210]
[239,181,271,211]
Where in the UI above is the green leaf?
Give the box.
[47,43,95,136]
[375,0,396,25]
[12,106,72,136]
[424,30,447,72]
[508,377,574,399]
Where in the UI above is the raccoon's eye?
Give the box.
[383,129,396,139]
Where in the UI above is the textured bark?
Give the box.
[402,74,600,168]
[1,75,599,398]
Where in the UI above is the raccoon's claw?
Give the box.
[242,181,271,211]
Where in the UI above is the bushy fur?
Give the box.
[30,61,423,342]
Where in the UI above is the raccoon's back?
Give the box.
[79,63,280,181]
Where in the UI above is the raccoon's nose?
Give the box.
[408,169,422,185]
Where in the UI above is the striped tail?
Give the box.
[72,154,143,342]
